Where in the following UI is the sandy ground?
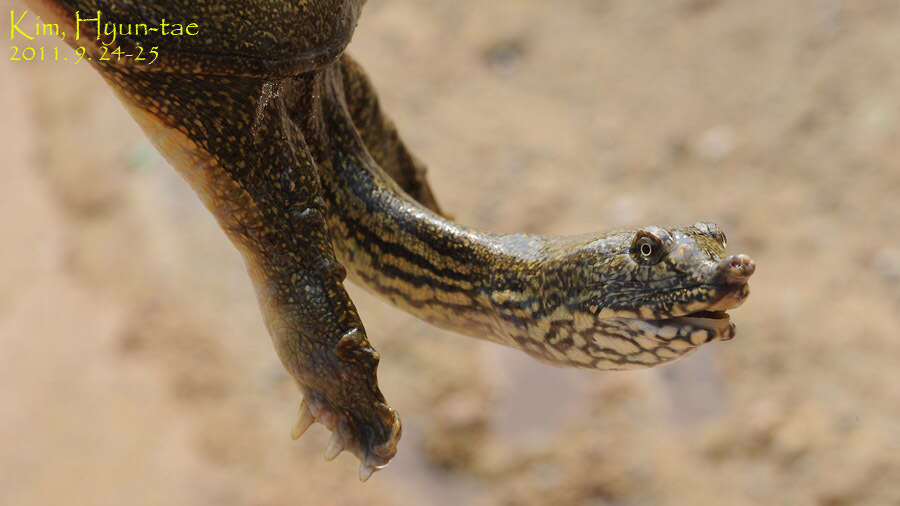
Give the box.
[2,1,900,504]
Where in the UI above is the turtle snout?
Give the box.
[719,254,756,284]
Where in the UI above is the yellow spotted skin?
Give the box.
[29,0,755,480]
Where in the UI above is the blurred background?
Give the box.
[2,0,899,504]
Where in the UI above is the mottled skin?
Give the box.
[29,0,755,481]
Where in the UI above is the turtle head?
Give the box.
[571,221,755,365]
[491,222,755,369]
[599,222,754,318]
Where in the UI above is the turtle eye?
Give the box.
[631,231,664,264]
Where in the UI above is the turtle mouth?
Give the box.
[660,310,735,340]
[642,258,754,342]
[632,309,736,347]
[610,280,749,350]
[670,310,731,327]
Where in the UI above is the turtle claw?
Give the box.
[289,389,401,481]
[358,462,376,482]
[290,399,315,440]
[324,433,344,461]
[358,451,390,482]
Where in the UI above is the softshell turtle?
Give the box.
[26,0,755,481]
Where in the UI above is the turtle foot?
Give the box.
[291,389,401,482]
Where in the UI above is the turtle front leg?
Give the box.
[239,77,402,480]
[247,212,401,482]
[114,72,401,481]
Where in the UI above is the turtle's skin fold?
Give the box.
[27,0,755,481]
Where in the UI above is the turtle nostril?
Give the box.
[723,254,756,282]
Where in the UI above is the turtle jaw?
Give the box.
[656,252,755,319]
[618,253,755,347]
[631,310,736,349]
